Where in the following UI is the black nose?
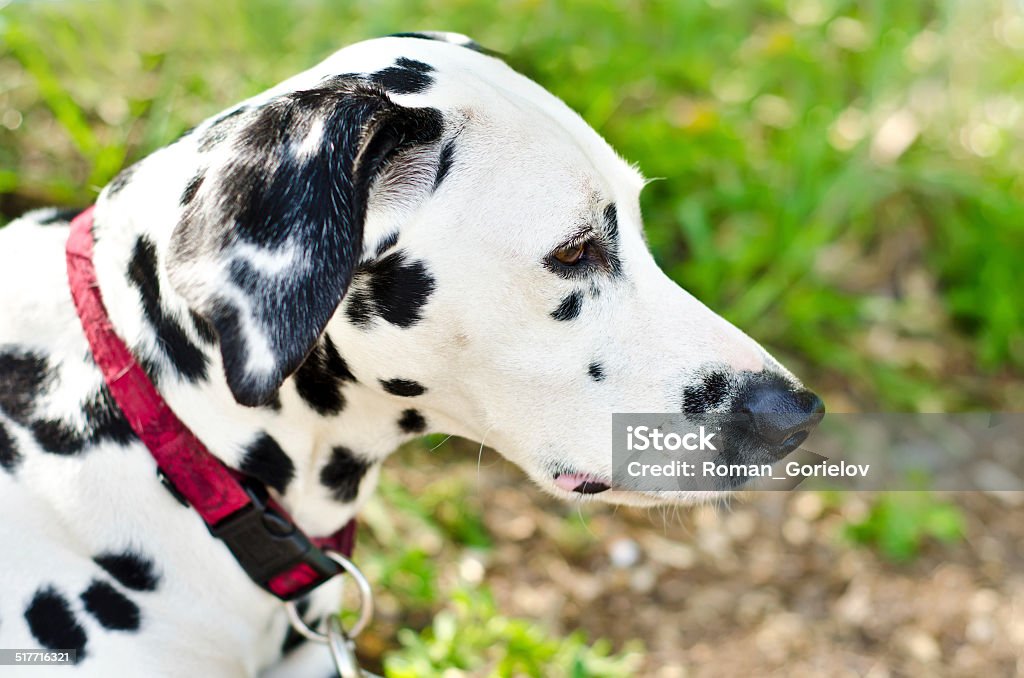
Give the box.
[734,381,825,453]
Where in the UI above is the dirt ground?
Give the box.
[367,443,1024,677]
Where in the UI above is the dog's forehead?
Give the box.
[271,36,644,190]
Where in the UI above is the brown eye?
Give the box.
[553,241,587,265]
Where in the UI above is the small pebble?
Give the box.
[609,537,642,568]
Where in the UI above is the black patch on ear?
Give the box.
[24,587,88,659]
[0,420,20,472]
[683,371,731,414]
[106,162,139,197]
[239,433,295,494]
[345,251,436,329]
[551,292,583,321]
[588,362,605,382]
[128,236,209,383]
[177,79,443,407]
[293,335,356,416]
[180,172,205,206]
[80,580,140,631]
[93,551,160,592]
[319,446,370,503]
[380,378,426,397]
[375,231,400,257]
[434,140,455,190]
[198,106,249,152]
[0,349,49,423]
[371,57,434,95]
[264,392,283,412]
[398,408,427,433]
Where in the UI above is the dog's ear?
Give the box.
[168,79,443,407]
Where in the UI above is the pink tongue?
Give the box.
[554,472,602,492]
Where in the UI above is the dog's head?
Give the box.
[153,32,822,507]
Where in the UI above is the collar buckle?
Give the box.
[209,480,342,600]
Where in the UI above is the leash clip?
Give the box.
[283,550,377,677]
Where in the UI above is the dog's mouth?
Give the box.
[552,471,611,495]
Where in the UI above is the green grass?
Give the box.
[2,0,1021,673]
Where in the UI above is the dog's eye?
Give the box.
[552,241,587,265]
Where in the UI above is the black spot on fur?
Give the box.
[398,408,426,434]
[127,236,209,382]
[36,207,83,225]
[198,106,249,151]
[0,349,49,423]
[588,362,605,382]
[386,31,497,55]
[90,384,133,436]
[106,162,139,197]
[345,251,436,328]
[684,371,731,414]
[281,598,312,655]
[375,231,399,257]
[190,310,217,345]
[602,203,623,276]
[180,172,205,206]
[80,580,139,631]
[370,57,434,94]
[320,446,370,502]
[84,387,134,447]
[239,433,295,494]
[176,77,444,407]
[434,140,455,190]
[24,587,88,659]
[93,551,160,592]
[603,203,619,242]
[551,292,583,321]
[30,419,83,455]
[380,378,426,397]
[32,385,135,456]
[0,420,20,472]
[293,335,355,416]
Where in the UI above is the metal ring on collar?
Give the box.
[283,550,374,643]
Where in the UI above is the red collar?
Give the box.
[66,206,354,601]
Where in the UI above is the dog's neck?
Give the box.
[88,185,424,535]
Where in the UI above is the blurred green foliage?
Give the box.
[386,587,643,677]
[841,491,966,562]
[358,464,645,675]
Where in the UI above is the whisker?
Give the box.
[429,434,452,452]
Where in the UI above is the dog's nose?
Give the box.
[734,382,824,453]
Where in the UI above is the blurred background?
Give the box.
[1,0,1022,675]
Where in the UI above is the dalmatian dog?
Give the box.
[0,31,823,677]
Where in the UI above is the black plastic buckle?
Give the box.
[208,480,341,600]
